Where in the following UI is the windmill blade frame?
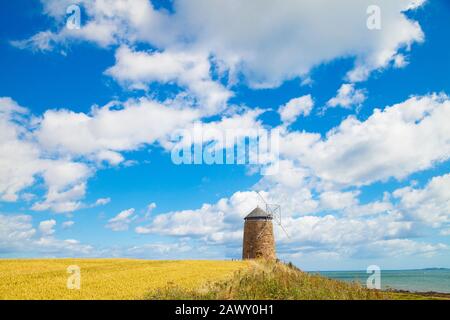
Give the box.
[255,191,289,238]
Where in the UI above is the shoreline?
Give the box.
[388,289,450,299]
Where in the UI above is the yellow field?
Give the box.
[0,259,251,300]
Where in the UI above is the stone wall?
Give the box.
[242,219,276,260]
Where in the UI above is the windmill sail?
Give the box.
[256,191,289,238]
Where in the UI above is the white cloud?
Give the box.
[135,191,262,238]
[41,161,91,191]
[283,213,413,247]
[0,98,43,202]
[355,239,448,259]
[326,84,367,109]
[33,161,93,213]
[32,182,87,213]
[344,200,394,218]
[132,153,447,258]
[145,202,157,217]
[16,0,425,87]
[1,95,265,213]
[282,94,450,187]
[146,202,156,212]
[393,54,409,68]
[134,203,223,236]
[11,31,65,53]
[0,97,28,114]
[0,214,92,256]
[38,219,56,236]
[106,46,232,114]
[36,98,200,162]
[106,208,136,231]
[13,0,168,50]
[278,95,314,125]
[100,241,226,260]
[0,215,36,253]
[319,190,360,211]
[132,183,448,260]
[32,237,93,256]
[126,242,192,257]
[94,197,111,206]
[174,0,425,86]
[0,97,97,212]
[62,220,75,229]
[161,108,265,164]
[35,96,264,172]
[393,173,450,227]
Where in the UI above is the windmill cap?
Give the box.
[244,206,272,220]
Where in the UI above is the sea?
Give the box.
[315,269,450,293]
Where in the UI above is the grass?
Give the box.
[146,259,390,300]
[0,259,250,300]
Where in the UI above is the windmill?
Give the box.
[241,191,289,260]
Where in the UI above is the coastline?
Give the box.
[316,269,450,296]
[388,289,450,300]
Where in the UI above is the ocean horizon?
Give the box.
[314,269,450,293]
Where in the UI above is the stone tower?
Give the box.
[242,207,276,260]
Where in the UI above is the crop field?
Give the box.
[0,259,251,300]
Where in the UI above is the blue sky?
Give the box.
[0,0,449,271]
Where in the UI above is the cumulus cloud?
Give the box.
[12,0,169,50]
[393,54,409,68]
[354,239,448,259]
[134,121,450,260]
[278,95,314,125]
[393,173,450,227]
[36,98,200,165]
[172,0,425,86]
[0,97,93,211]
[0,97,28,114]
[282,213,413,248]
[11,31,63,52]
[146,202,156,212]
[281,94,450,187]
[1,94,266,214]
[106,208,137,231]
[35,96,266,171]
[0,215,36,253]
[0,214,92,256]
[326,84,367,109]
[15,0,425,87]
[94,197,111,206]
[125,242,193,258]
[62,220,75,229]
[31,161,93,213]
[105,46,232,114]
[38,219,56,236]
[3,89,450,260]
[133,183,447,260]
[135,191,262,239]
[0,99,43,202]
[32,182,88,213]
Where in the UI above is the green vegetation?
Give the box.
[147,260,450,300]
[146,260,389,300]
